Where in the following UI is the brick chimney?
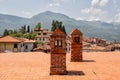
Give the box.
[70,29,83,62]
[50,28,67,75]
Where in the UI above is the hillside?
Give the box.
[0,11,120,41]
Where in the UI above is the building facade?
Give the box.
[0,36,35,52]
[34,28,51,45]
[0,36,24,52]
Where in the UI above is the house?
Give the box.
[0,36,36,52]
[34,27,52,45]
[23,39,35,52]
[0,36,24,52]
[90,37,107,46]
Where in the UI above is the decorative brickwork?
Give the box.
[50,28,67,75]
[70,29,83,62]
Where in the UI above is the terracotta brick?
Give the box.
[50,28,67,75]
[70,29,83,62]
[0,52,120,80]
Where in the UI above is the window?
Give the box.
[25,45,28,49]
[21,43,24,47]
[43,33,47,35]
[74,37,80,43]
[55,40,62,47]
[43,38,45,41]
[38,33,41,35]
[55,41,57,46]
[39,38,41,41]
[59,40,62,47]
[23,43,24,46]
[14,43,18,48]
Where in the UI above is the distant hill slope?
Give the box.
[0,11,120,41]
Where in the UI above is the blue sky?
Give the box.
[0,0,120,23]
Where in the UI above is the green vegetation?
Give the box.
[3,29,9,37]
[51,20,67,35]
[27,25,30,33]
[35,22,41,29]
[3,25,36,40]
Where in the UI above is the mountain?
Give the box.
[0,11,120,41]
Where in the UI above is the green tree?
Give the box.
[62,25,67,35]
[31,33,36,40]
[24,33,36,40]
[14,29,18,34]
[24,33,31,40]
[15,32,23,37]
[3,29,9,36]
[19,26,26,34]
[27,25,30,33]
[23,25,26,33]
[8,30,14,35]
[51,20,67,35]
[51,20,57,31]
[35,22,41,30]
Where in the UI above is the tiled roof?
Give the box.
[52,28,65,35]
[0,52,120,80]
[0,36,23,43]
[71,29,82,35]
[23,38,35,43]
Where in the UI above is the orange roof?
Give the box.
[70,28,82,35]
[52,28,65,35]
[23,38,35,43]
[0,52,120,80]
[0,36,23,43]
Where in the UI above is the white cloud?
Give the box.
[81,7,106,16]
[78,0,109,21]
[48,3,60,7]
[21,11,33,18]
[47,0,74,8]
[76,17,83,20]
[99,0,109,6]
[80,7,107,21]
[114,12,120,22]
[91,0,109,7]
[91,0,99,6]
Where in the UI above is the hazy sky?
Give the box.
[0,0,120,22]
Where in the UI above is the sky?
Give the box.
[0,0,120,23]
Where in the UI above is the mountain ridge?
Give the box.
[0,11,120,41]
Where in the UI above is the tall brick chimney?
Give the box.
[70,29,83,62]
[50,28,67,75]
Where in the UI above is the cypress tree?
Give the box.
[27,25,30,33]
[23,25,26,33]
[51,20,56,31]
[3,29,9,36]
[35,22,41,30]
[51,20,67,35]
[62,25,67,35]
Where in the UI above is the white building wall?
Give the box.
[24,43,34,52]
[20,42,25,52]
